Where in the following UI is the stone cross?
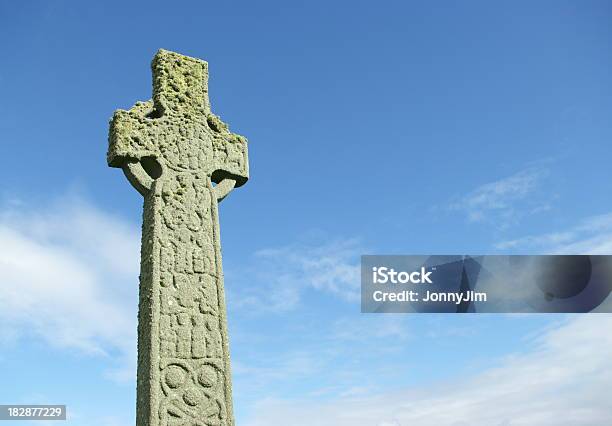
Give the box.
[107,49,248,426]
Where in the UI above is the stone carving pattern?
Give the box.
[157,174,228,426]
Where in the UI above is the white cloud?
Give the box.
[450,167,551,227]
[330,316,412,342]
[231,314,421,409]
[233,350,324,387]
[496,212,612,254]
[0,195,140,381]
[243,314,612,426]
[228,238,361,313]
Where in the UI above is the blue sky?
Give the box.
[1,1,612,425]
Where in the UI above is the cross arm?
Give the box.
[108,100,159,168]
[208,114,249,190]
[108,101,162,194]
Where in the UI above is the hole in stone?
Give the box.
[146,108,164,119]
[141,156,163,179]
[207,116,220,132]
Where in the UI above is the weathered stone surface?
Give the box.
[108,49,248,426]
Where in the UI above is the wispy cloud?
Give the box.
[232,314,419,407]
[330,316,412,342]
[496,212,612,254]
[227,238,362,313]
[0,195,140,381]
[450,167,551,227]
[243,314,612,426]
